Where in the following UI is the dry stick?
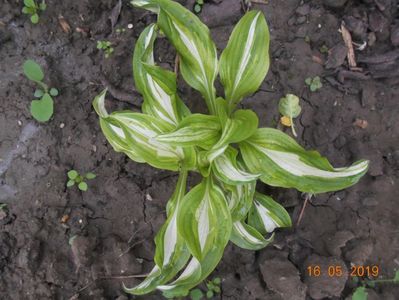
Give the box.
[250,0,269,4]
[340,22,357,68]
[296,193,312,226]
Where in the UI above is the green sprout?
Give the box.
[22,0,46,24]
[352,270,399,300]
[66,170,96,192]
[189,277,221,299]
[193,0,204,14]
[97,40,114,58]
[305,76,323,92]
[116,27,126,34]
[23,59,58,122]
[92,0,369,297]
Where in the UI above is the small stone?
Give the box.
[325,44,348,69]
[304,255,348,299]
[60,123,65,128]
[18,120,22,126]
[127,23,133,29]
[296,4,310,16]
[296,16,307,25]
[368,32,377,46]
[70,235,94,267]
[353,118,368,129]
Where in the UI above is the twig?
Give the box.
[296,193,312,226]
[340,22,357,68]
[119,239,145,257]
[250,0,268,4]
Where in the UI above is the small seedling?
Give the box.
[189,277,221,299]
[319,45,329,54]
[67,170,96,192]
[279,94,301,137]
[22,0,46,24]
[94,0,368,297]
[97,40,114,58]
[305,76,323,92]
[23,59,58,122]
[193,0,204,13]
[351,270,399,300]
[116,27,126,34]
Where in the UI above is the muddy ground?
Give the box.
[1,0,399,299]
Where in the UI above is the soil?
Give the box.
[1,0,399,299]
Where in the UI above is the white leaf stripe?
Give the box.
[198,191,210,251]
[157,258,201,290]
[232,12,260,94]
[214,153,260,182]
[163,211,178,266]
[254,201,279,233]
[254,146,369,178]
[234,221,264,245]
[123,265,160,292]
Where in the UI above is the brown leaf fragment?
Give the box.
[353,118,368,129]
[341,22,357,68]
[58,15,71,33]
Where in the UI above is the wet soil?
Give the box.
[1,0,399,299]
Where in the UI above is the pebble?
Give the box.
[60,123,65,128]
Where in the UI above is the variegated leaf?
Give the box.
[93,90,196,171]
[219,10,270,110]
[223,180,256,222]
[177,177,232,261]
[124,171,190,295]
[133,24,188,125]
[248,193,291,235]
[240,128,369,193]
[213,147,260,185]
[132,0,218,114]
[230,220,274,250]
[201,109,258,165]
[156,114,221,149]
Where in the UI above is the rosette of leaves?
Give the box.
[92,0,369,297]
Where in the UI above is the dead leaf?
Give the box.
[61,215,70,223]
[58,15,71,33]
[354,118,368,129]
[280,116,292,127]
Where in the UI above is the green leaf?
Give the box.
[66,180,75,187]
[23,59,44,82]
[223,180,256,222]
[30,13,39,24]
[212,277,221,285]
[67,170,78,179]
[248,193,292,235]
[189,289,204,300]
[85,172,96,179]
[279,94,301,119]
[49,88,59,96]
[124,171,191,295]
[132,0,218,114]
[193,3,201,13]
[230,220,273,250]
[219,10,270,110]
[34,89,44,98]
[206,290,213,298]
[133,24,184,125]
[305,77,312,85]
[352,287,368,300]
[202,109,258,164]
[240,128,369,193]
[213,147,260,185]
[22,7,34,14]
[156,114,221,149]
[393,270,399,283]
[39,1,46,10]
[78,182,88,191]
[30,93,53,122]
[24,0,36,8]
[177,177,232,260]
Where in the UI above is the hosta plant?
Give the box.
[93,0,369,297]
